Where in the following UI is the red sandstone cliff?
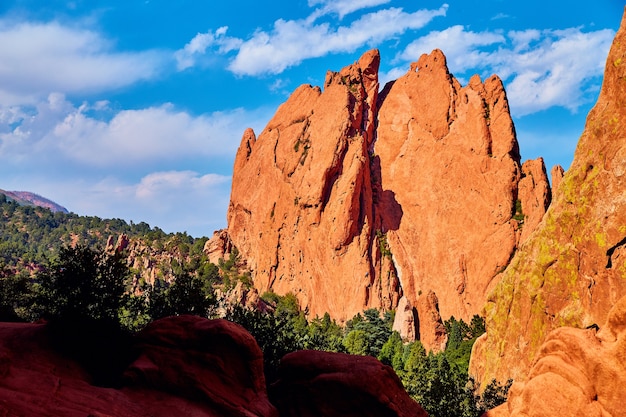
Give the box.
[376,50,522,326]
[471,8,626,385]
[218,47,552,349]
[226,50,400,321]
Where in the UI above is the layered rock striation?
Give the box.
[471,9,626,385]
[219,47,552,349]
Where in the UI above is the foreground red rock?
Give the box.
[0,317,277,417]
[485,295,626,417]
[270,350,428,417]
[471,8,626,385]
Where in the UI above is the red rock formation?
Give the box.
[550,164,564,193]
[226,50,400,321]
[517,158,551,243]
[205,229,234,265]
[485,295,626,417]
[415,290,448,352]
[0,317,277,417]
[223,46,553,350]
[472,8,626,385]
[392,296,417,341]
[270,350,428,417]
[375,51,521,324]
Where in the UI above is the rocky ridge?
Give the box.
[214,47,551,349]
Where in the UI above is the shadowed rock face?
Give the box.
[0,317,430,417]
[222,46,551,350]
[471,8,626,385]
[484,295,626,417]
[0,317,277,417]
[270,350,428,417]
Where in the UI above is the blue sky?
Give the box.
[0,1,622,237]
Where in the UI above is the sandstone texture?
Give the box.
[485,295,626,417]
[0,317,277,417]
[270,350,428,417]
[226,50,400,321]
[517,158,551,244]
[376,51,522,323]
[222,46,552,350]
[471,9,626,385]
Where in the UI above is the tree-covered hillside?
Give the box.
[0,191,208,273]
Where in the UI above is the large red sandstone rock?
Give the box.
[517,158,551,244]
[484,295,626,417]
[376,50,522,328]
[223,47,551,350]
[0,317,277,417]
[226,50,400,321]
[471,8,626,385]
[270,350,428,417]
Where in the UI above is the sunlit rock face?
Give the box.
[221,46,550,351]
[471,8,626,385]
[484,295,626,417]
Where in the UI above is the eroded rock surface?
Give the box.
[472,9,626,385]
[0,317,277,417]
[376,51,522,325]
[485,295,626,417]
[227,50,400,321]
[222,47,552,348]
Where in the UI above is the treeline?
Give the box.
[0,242,510,416]
[229,296,511,417]
[0,193,206,271]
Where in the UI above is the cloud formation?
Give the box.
[396,25,614,116]
[0,20,166,105]
[308,0,392,19]
[176,4,449,76]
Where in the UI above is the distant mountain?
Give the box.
[0,189,68,213]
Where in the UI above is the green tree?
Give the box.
[34,244,129,326]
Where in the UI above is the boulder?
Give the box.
[0,317,277,417]
[270,350,428,417]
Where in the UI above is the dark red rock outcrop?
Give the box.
[270,350,428,417]
[0,317,277,417]
[485,295,626,417]
[471,8,626,385]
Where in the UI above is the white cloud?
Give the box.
[0,20,166,105]
[394,25,615,116]
[228,5,449,76]
[0,94,269,167]
[175,4,447,77]
[398,25,505,72]
[308,0,392,19]
[174,26,242,70]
